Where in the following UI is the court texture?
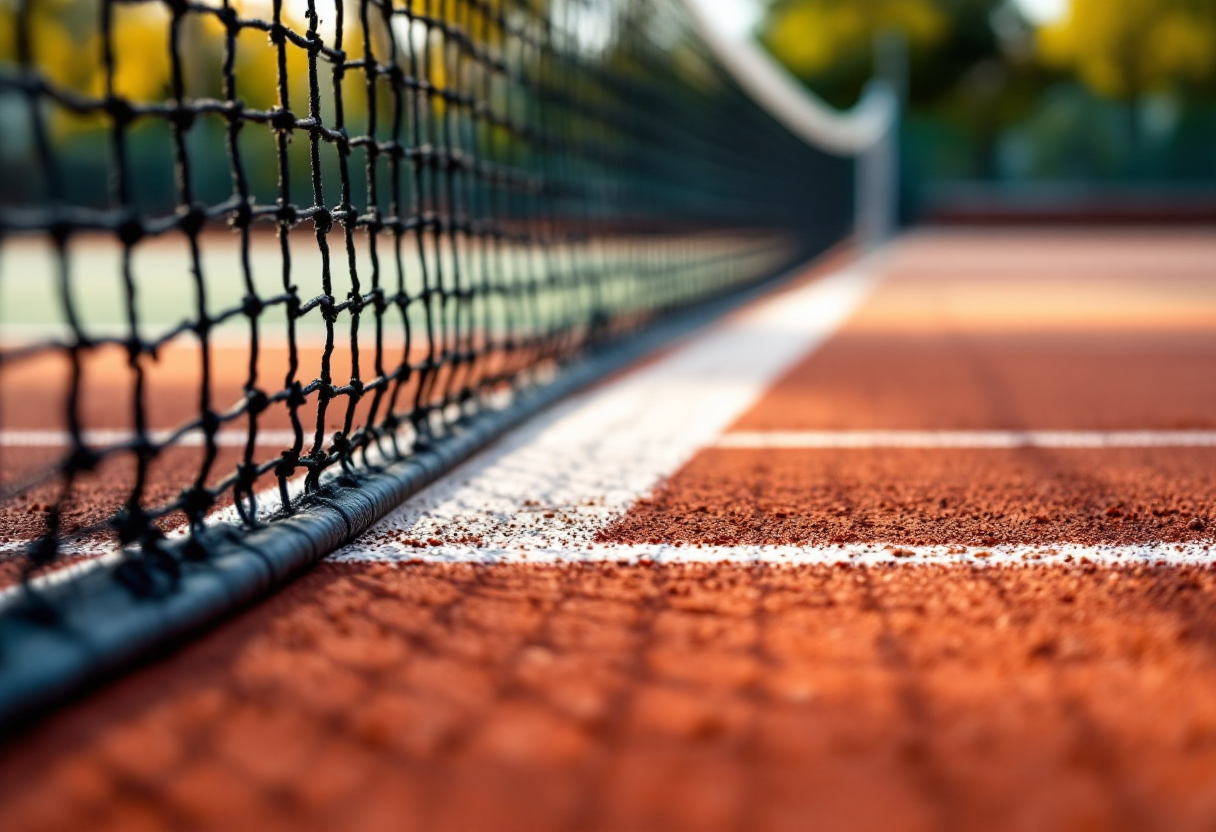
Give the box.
[4,0,1216,829]
[3,228,1216,831]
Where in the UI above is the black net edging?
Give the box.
[0,0,853,724]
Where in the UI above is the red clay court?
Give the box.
[4,228,1216,831]
[4,0,1216,828]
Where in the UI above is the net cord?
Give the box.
[677,0,896,155]
[678,0,901,247]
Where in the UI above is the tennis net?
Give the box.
[0,0,866,566]
[0,0,887,716]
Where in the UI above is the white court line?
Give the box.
[334,541,1216,567]
[712,430,1216,449]
[0,429,303,448]
[330,256,884,556]
[10,540,1214,570]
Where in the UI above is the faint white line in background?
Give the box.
[0,430,302,448]
[712,431,1216,449]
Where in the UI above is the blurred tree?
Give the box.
[1039,0,1216,99]
[760,0,1014,108]
[760,0,1052,177]
[1038,0,1216,168]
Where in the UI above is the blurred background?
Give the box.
[2,0,1215,225]
[752,0,1216,223]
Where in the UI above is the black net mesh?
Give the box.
[0,0,851,577]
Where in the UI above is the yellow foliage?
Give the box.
[108,4,173,102]
[765,0,947,78]
[7,0,540,138]
[0,4,15,65]
[1039,0,1216,97]
[12,0,95,96]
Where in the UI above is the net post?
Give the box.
[855,30,906,252]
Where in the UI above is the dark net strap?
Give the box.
[0,0,851,576]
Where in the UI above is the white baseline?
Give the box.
[334,541,1216,567]
[712,430,1216,450]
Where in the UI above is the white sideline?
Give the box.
[712,431,1216,450]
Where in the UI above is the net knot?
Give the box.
[236,461,260,490]
[114,506,152,546]
[49,220,72,246]
[180,486,215,520]
[286,381,308,409]
[269,108,296,133]
[124,336,143,366]
[224,99,245,124]
[242,293,264,318]
[199,410,221,438]
[245,388,269,415]
[311,207,333,234]
[277,203,298,225]
[229,200,253,230]
[244,389,268,416]
[117,215,145,246]
[131,435,157,462]
[168,105,196,132]
[318,294,338,323]
[217,5,239,32]
[330,431,351,456]
[274,451,298,479]
[105,95,135,127]
[268,22,288,46]
[178,203,206,237]
[64,444,99,474]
